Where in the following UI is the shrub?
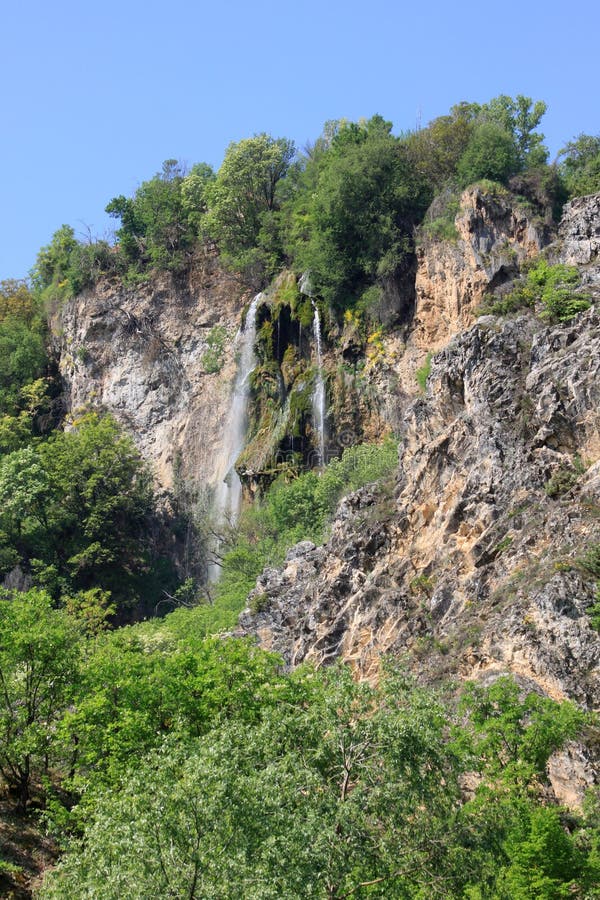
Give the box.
[485,259,591,323]
[545,466,579,497]
[201,325,227,374]
[416,353,432,392]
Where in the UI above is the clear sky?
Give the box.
[1,0,598,280]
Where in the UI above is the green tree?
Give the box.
[205,134,295,284]
[289,118,430,310]
[0,589,80,808]
[0,415,163,609]
[405,108,474,189]
[106,159,213,274]
[42,666,466,898]
[31,225,116,302]
[457,122,520,187]
[558,133,600,198]
[60,629,284,794]
[481,94,548,168]
[0,281,48,422]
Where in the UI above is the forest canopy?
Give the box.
[31,93,598,313]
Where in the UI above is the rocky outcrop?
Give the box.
[411,186,549,351]
[556,194,600,295]
[56,249,248,492]
[238,306,600,706]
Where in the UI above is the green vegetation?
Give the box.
[545,457,586,498]
[416,352,432,392]
[201,324,228,373]
[558,134,600,199]
[287,115,432,311]
[482,258,591,323]
[205,134,295,285]
[207,437,399,632]
[33,93,572,321]
[0,281,50,426]
[2,93,598,896]
[0,413,177,613]
[34,660,598,899]
[105,159,214,277]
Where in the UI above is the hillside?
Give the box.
[1,98,600,897]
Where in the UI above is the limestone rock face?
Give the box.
[412,187,549,351]
[558,193,600,269]
[56,251,248,491]
[238,307,600,706]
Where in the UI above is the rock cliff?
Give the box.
[57,189,600,713]
[56,187,550,495]
[238,194,600,710]
[56,248,249,493]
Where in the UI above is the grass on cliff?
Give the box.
[193,438,399,634]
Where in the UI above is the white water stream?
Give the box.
[299,272,327,467]
[311,301,326,467]
[209,294,261,579]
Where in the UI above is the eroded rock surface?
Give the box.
[57,250,248,491]
[239,304,600,706]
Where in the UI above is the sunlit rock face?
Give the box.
[238,196,600,709]
[56,249,248,494]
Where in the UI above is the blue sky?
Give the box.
[1,0,598,280]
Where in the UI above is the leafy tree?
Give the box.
[0,282,48,422]
[106,159,208,273]
[0,589,80,808]
[457,676,585,784]
[481,94,548,168]
[31,225,116,302]
[499,806,587,898]
[42,666,466,898]
[0,415,166,609]
[405,108,474,189]
[205,134,295,284]
[289,118,430,310]
[180,161,216,231]
[558,133,600,198]
[60,629,284,794]
[0,280,39,324]
[457,122,520,187]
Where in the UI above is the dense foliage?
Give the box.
[2,93,599,896]
[32,93,574,316]
[35,654,598,899]
[0,414,175,610]
[0,280,53,454]
[558,134,600,198]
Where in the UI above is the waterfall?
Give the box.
[311,300,326,467]
[299,272,327,467]
[209,294,261,579]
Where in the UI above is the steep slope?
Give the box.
[56,248,249,493]
[56,187,549,496]
[238,195,600,708]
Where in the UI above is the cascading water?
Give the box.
[209,294,261,579]
[311,301,326,467]
[299,272,327,467]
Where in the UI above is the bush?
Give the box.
[485,259,591,323]
[457,123,520,187]
[204,438,398,631]
[201,325,227,374]
[416,352,432,392]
